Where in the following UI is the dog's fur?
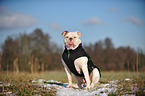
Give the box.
[61,30,100,89]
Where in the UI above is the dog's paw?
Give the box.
[66,84,72,88]
[83,87,90,90]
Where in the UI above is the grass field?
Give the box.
[0,71,145,95]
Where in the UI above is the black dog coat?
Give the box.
[62,43,101,77]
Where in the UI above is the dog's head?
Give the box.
[62,30,82,49]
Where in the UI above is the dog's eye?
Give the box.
[66,36,69,38]
[74,36,76,38]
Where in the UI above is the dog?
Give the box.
[61,30,101,89]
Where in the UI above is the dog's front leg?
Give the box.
[64,67,73,88]
[82,65,91,89]
[62,59,73,88]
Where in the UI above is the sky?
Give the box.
[0,0,145,53]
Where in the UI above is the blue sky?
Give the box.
[0,0,145,52]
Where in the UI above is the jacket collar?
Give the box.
[65,43,82,51]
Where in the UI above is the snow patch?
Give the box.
[32,79,117,96]
[125,78,131,81]
[56,83,116,96]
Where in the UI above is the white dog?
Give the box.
[61,30,101,89]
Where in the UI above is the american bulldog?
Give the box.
[61,30,101,89]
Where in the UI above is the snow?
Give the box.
[32,79,117,96]
[125,78,131,81]
[56,83,116,96]
[0,91,12,95]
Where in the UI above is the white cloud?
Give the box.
[108,8,119,12]
[0,12,38,28]
[122,16,144,26]
[127,16,144,26]
[49,22,61,31]
[81,17,105,25]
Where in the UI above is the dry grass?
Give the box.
[0,71,144,95]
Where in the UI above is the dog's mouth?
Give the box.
[68,40,74,45]
[66,39,75,46]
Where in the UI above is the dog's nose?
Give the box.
[69,37,73,41]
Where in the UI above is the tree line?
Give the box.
[84,38,145,71]
[0,28,144,73]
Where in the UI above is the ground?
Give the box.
[0,71,145,95]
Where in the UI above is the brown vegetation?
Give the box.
[84,38,145,71]
[0,28,145,72]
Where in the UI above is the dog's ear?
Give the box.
[62,30,69,36]
[76,31,82,37]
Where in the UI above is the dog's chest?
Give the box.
[62,50,83,76]
[62,44,87,77]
